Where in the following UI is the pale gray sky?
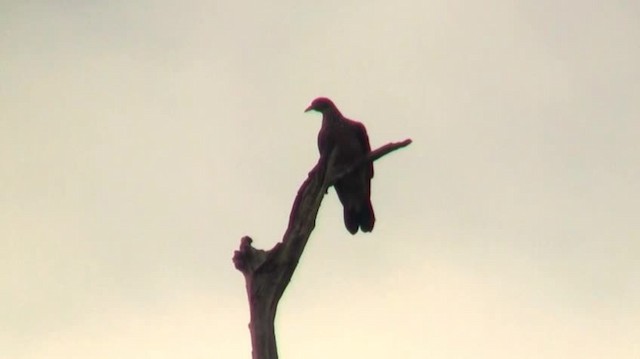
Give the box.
[1,0,639,358]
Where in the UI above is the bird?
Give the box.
[305,97,375,234]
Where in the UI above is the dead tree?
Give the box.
[232,138,412,359]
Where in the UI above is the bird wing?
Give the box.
[352,121,374,179]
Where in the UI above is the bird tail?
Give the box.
[344,206,359,235]
[359,199,375,233]
[343,200,375,234]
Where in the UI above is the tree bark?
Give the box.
[232,138,412,359]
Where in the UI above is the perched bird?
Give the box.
[305,97,375,234]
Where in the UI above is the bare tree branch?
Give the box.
[328,138,413,186]
[232,138,412,359]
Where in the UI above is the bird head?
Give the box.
[304,97,336,114]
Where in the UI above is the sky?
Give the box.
[1,0,639,358]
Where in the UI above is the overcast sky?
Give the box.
[1,0,639,358]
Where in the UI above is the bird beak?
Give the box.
[304,105,314,113]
